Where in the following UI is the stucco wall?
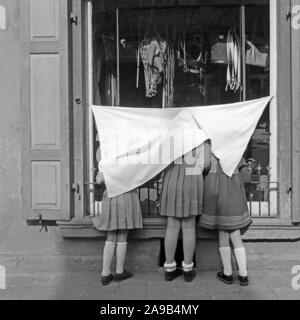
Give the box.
[0,0,62,263]
[0,0,21,237]
[0,0,99,274]
[0,0,24,248]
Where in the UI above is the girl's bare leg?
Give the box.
[230,230,244,249]
[164,217,181,269]
[181,216,196,270]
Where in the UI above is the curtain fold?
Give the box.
[92,96,271,198]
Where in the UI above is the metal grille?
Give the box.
[89,165,278,218]
[137,163,278,218]
[244,162,278,217]
[138,175,163,217]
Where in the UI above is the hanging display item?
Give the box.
[209,26,240,94]
[246,40,269,68]
[139,36,167,98]
[225,28,241,92]
[177,35,208,97]
[163,44,175,108]
[210,33,228,64]
[211,35,268,69]
[210,11,233,65]
[246,13,269,69]
[137,9,175,106]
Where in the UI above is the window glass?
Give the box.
[90,0,271,216]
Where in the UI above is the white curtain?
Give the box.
[92,96,271,198]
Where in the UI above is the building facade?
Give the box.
[1,0,300,272]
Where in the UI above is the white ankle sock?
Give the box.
[102,241,116,277]
[116,242,128,274]
[219,247,232,276]
[234,247,248,277]
[164,261,177,272]
[182,262,194,272]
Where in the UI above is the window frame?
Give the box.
[65,0,293,236]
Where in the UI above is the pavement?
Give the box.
[1,238,300,300]
[0,268,299,300]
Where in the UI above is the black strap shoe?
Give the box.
[183,269,196,283]
[114,270,133,282]
[101,274,114,286]
[217,272,234,285]
[165,268,183,282]
[238,275,249,286]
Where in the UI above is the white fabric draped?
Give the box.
[92,96,271,198]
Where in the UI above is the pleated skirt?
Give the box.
[92,190,143,231]
[160,162,204,218]
[198,171,252,233]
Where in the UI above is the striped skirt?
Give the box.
[160,162,204,218]
[198,172,252,233]
[92,190,143,231]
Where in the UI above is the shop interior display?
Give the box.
[91,1,271,214]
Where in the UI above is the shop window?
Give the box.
[87,0,277,219]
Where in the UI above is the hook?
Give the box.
[38,214,48,233]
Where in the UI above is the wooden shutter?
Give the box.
[21,0,71,221]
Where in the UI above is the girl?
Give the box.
[160,142,211,283]
[93,170,143,286]
[199,154,252,286]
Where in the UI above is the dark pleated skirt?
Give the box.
[92,190,143,231]
[198,171,252,233]
[160,162,204,218]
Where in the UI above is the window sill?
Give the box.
[58,216,300,241]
